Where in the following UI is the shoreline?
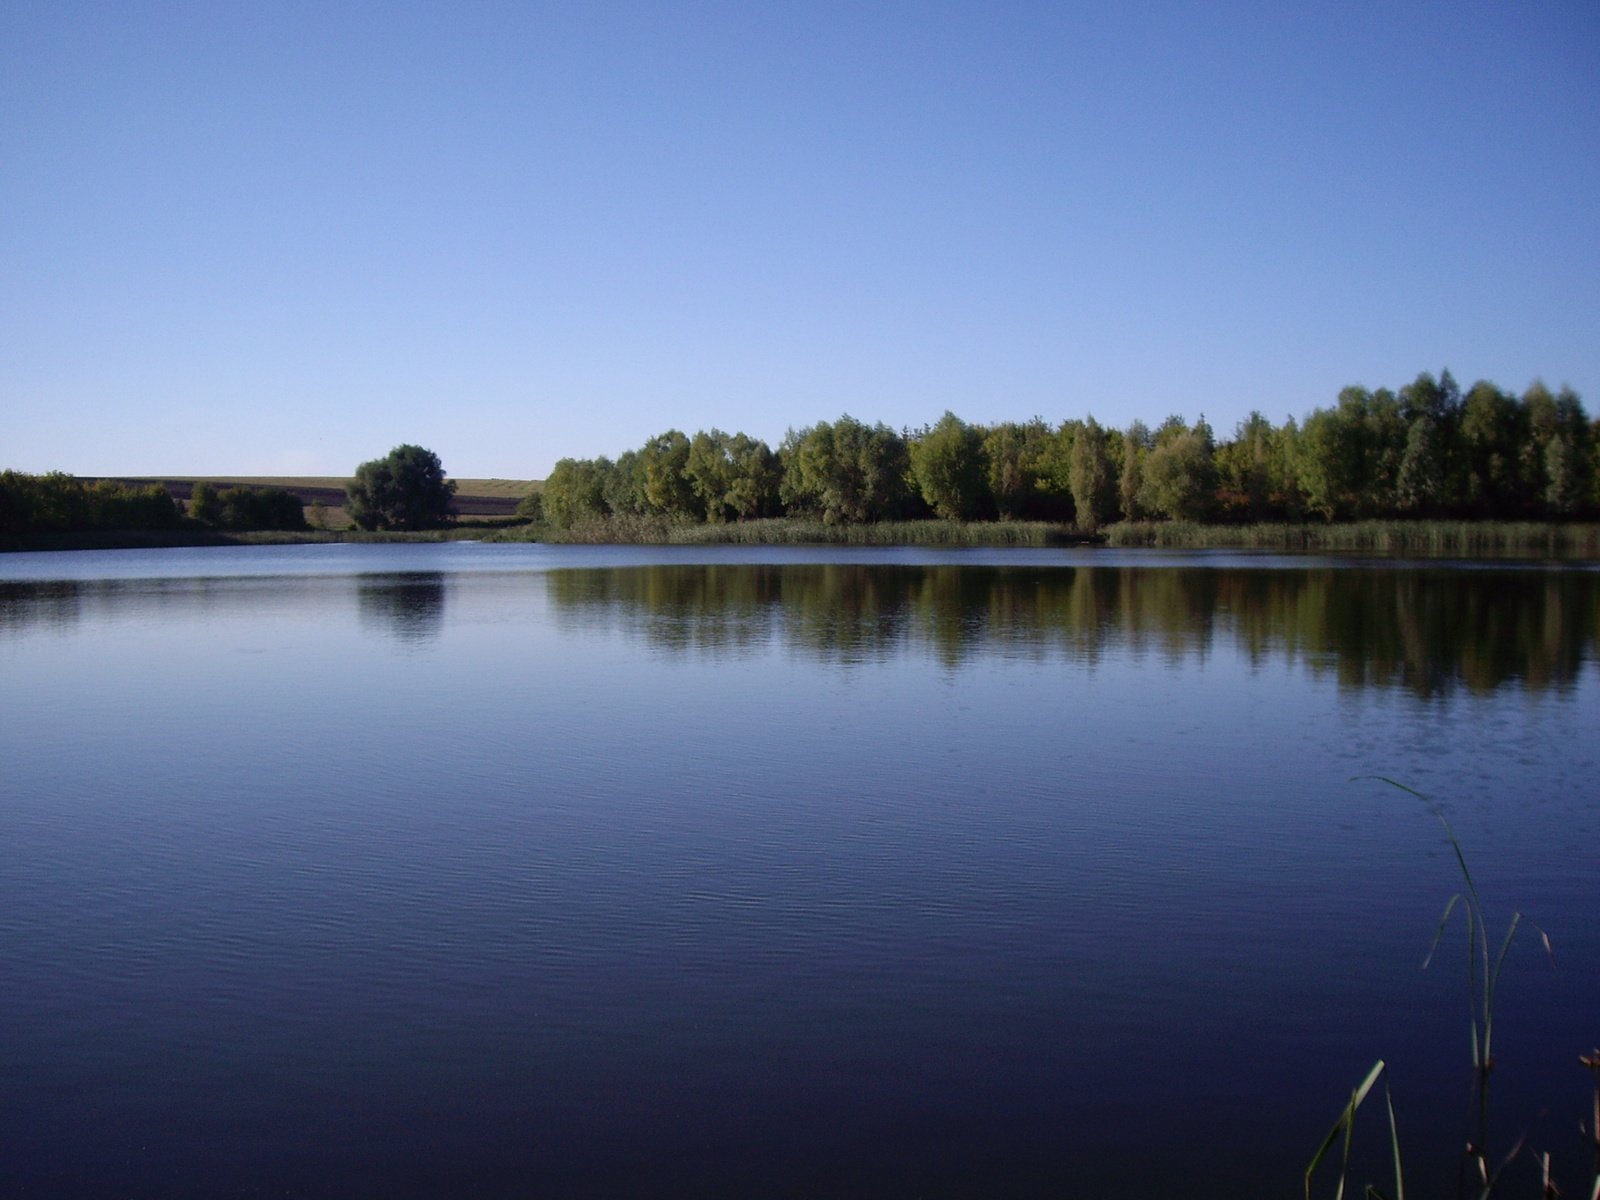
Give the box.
[8,518,1599,558]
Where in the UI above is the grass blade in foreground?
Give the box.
[1305,1060,1389,1200]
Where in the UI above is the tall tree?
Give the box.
[909,411,986,520]
[1215,412,1277,521]
[685,429,781,522]
[1541,386,1592,516]
[1119,420,1152,521]
[1138,421,1217,521]
[1395,416,1446,515]
[602,450,647,516]
[1068,415,1115,530]
[1460,381,1527,516]
[723,432,782,520]
[780,415,912,523]
[638,430,700,519]
[539,458,610,528]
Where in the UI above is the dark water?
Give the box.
[1,543,1596,1198]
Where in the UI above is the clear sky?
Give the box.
[4,1,1597,480]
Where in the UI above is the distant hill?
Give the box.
[100,476,539,521]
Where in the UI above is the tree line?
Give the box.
[1,471,182,535]
[534,371,1596,530]
[0,471,309,537]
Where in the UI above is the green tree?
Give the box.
[1119,420,1152,521]
[514,490,543,523]
[909,411,986,520]
[1541,386,1591,516]
[779,415,912,523]
[347,445,457,531]
[983,419,1053,520]
[1068,415,1115,530]
[638,430,699,519]
[1031,423,1078,518]
[685,430,737,522]
[189,481,222,525]
[1459,380,1526,516]
[1296,398,1364,519]
[722,432,782,520]
[1395,415,1447,515]
[684,430,782,522]
[1214,412,1278,521]
[602,450,647,517]
[213,486,307,530]
[540,458,609,528]
[86,479,182,530]
[1138,420,1217,521]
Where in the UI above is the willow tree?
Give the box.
[1068,416,1115,530]
[910,412,986,520]
[780,415,912,523]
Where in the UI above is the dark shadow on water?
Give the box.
[356,573,448,644]
[0,580,84,635]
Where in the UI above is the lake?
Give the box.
[2,542,1596,1198]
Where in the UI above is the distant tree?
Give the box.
[1214,412,1277,521]
[1540,386,1592,516]
[1068,415,1116,530]
[1544,431,1588,516]
[638,430,699,519]
[983,419,1053,520]
[540,458,609,528]
[514,490,543,523]
[909,411,986,520]
[1395,416,1447,515]
[1459,381,1526,516]
[721,432,782,520]
[779,416,912,523]
[602,450,647,517]
[1138,421,1217,521]
[1119,420,1152,521]
[188,481,222,525]
[346,445,457,531]
[684,430,735,522]
[0,471,179,533]
[1268,417,1307,519]
[86,479,182,530]
[215,486,307,530]
[1030,423,1078,519]
[1296,398,1366,520]
[1153,414,1190,447]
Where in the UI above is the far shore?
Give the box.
[7,517,1600,558]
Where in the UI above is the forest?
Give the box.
[534,371,1596,531]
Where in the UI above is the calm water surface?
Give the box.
[1,543,1596,1198]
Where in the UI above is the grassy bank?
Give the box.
[489,515,1600,555]
[1105,519,1600,555]
[12,516,1599,557]
[486,516,1098,546]
[2,521,519,552]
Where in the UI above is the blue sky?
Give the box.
[4,1,1597,479]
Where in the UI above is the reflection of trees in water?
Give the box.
[0,581,84,635]
[544,563,1600,696]
[356,574,447,644]
[546,566,785,656]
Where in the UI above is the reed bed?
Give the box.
[1106,519,1600,556]
[507,516,1090,546]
